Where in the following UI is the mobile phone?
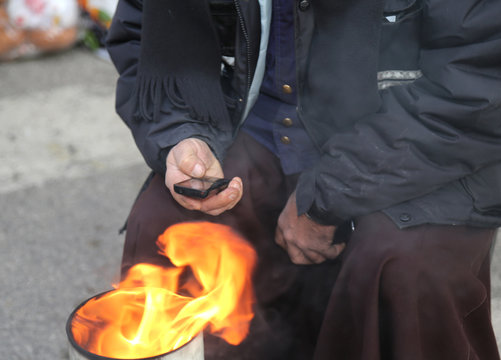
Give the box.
[174,177,231,199]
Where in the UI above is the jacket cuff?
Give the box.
[296,169,345,226]
[158,147,171,175]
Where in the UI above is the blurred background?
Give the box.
[1,1,147,358]
[0,1,500,359]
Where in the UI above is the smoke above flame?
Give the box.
[70,222,257,359]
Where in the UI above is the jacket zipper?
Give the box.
[233,0,252,94]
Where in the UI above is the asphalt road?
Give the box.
[0,47,147,359]
[0,46,500,359]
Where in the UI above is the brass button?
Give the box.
[282,84,293,94]
[282,117,293,127]
[280,136,291,145]
[299,0,310,11]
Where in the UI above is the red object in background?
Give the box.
[0,0,79,60]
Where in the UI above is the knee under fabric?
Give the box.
[314,212,498,360]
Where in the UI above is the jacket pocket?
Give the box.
[379,0,423,73]
[461,163,501,217]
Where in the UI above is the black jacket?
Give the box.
[106,0,501,229]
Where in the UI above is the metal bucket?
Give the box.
[66,292,204,360]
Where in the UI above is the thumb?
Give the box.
[172,141,207,178]
[179,153,206,178]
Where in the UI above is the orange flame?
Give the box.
[71,222,257,359]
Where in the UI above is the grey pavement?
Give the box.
[0,46,500,360]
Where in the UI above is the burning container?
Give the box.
[66,222,256,360]
[68,334,203,360]
[67,297,204,360]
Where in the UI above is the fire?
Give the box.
[70,222,257,359]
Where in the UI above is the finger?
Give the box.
[311,242,346,260]
[274,226,287,250]
[171,192,202,211]
[286,243,314,265]
[303,249,328,264]
[200,177,243,215]
[170,138,219,178]
[175,148,206,178]
[326,242,346,259]
[220,177,243,210]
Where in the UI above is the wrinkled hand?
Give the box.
[165,138,243,216]
[275,191,345,264]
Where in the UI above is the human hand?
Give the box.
[275,191,345,264]
[165,138,243,216]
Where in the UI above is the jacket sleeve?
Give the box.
[105,0,234,175]
[296,0,501,224]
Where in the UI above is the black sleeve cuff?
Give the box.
[296,168,345,226]
[305,205,344,226]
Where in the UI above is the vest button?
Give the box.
[280,136,291,145]
[299,0,310,11]
[399,213,412,222]
[282,117,293,127]
[282,84,293,94]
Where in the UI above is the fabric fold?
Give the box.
[134,0,231,131]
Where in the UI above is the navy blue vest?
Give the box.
[242,0,320,175]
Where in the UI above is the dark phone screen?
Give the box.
[175,177,220,191]
[174,177,230,199]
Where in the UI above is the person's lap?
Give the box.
[121,132,498,359]
[314,213,498,359]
